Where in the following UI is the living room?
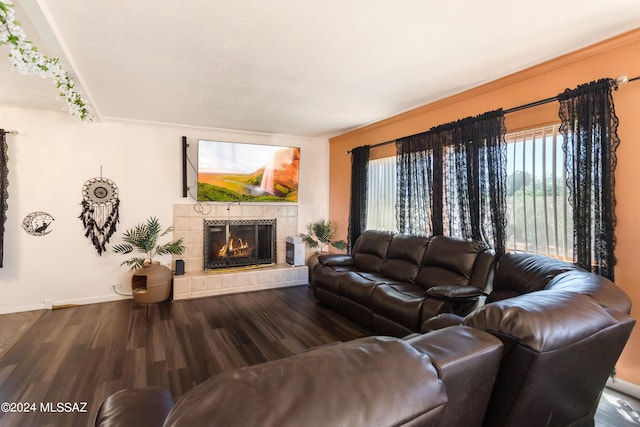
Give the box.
[1,1,639,426]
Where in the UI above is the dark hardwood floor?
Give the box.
[0,285,370,427]
[0,285,637,427]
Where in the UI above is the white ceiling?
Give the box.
[2,0,640,137]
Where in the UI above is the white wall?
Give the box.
[0,105,330,313]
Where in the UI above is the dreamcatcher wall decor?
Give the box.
[79,172,120,255]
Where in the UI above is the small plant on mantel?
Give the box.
[113,217,186,270]
[299,219,347,253]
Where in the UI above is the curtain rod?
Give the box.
[0,130,19,136]
[347,74,640,154]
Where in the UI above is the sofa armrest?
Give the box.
[95,386,175,427]
[425,285,483,302]
[406,326,503,427]
[317,254,354,267]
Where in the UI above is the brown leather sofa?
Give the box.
[95,326,504,427]
[96,254,635,427]
[310,230,496,336]
[423,252,636,427]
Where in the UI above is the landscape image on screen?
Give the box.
[197,140,300,202]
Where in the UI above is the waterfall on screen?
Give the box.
[260,155,276,194]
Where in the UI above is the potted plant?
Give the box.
[113,217,186,303]
[299,219,347,253]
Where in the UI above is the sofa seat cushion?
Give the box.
[163,336,448,427]
[313,268,343,294]
[421,313,466,332]
[339,272,382,306]
[371,284,426,331]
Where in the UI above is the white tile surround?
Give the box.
[171,204,308,300]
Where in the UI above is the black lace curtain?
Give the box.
[396,110,507,254]
[348,145,370,252]
[0,130,7,268]
[349,78,620,272]
[559,79,620,280]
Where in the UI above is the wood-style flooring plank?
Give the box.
[0,284,636,427]
[0,285,370,427]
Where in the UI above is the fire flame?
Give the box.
[218,233,251,257]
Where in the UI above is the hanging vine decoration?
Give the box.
[0,0,93,121]
[79,176,120,255]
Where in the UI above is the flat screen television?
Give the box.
[197,140,300,202]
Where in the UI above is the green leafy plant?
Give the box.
[299,219,347,253]
[113,217,186,271]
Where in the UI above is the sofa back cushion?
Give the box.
[381,234,430,284]
[488,252,579,303]
[163,336,448,427]
[416,236,488,290]
[546,270,632,314]
[352,230,394,273]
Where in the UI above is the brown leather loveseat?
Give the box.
[310,230,496,336]
[95,326,504,427]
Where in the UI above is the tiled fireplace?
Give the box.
[203,218,277,269]
[171,204,308,300]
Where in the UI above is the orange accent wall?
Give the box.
[329,28,640,386]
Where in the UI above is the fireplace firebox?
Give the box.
[203,219,276,270]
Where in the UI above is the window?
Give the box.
[364,124,574,261]
[505,124,573,260]
[366,156,397,232]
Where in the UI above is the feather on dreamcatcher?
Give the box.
[79,175,120,255]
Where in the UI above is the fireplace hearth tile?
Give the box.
[274,269,287,284]
[220,274,237,288]
[260,270,274,285]
[173,279,190,295]
[206,275,221,290]
[191,277,206,292]
[191,291,207,299]
[248,272,260,286]
[173,264,309,301]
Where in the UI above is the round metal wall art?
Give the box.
[22,211,54,236]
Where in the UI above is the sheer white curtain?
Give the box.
[366,157,397,232]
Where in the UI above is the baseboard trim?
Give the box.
[51,293,132,309]
[607,377,640,399]
[0,293,132,314]
[0,303,47,314]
